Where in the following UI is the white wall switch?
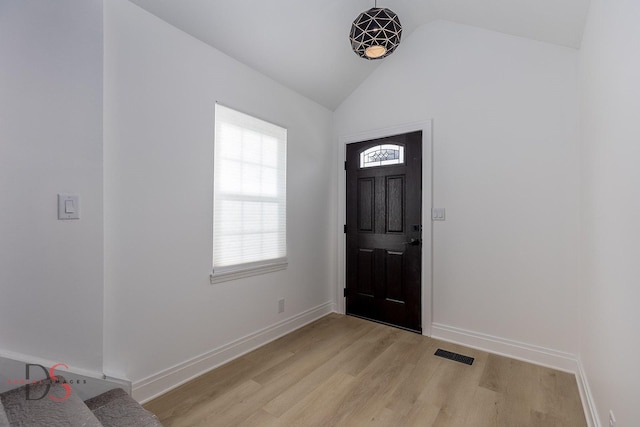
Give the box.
[432,208,446,221]
[58,194,80,220]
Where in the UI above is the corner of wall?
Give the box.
[575,358,601,427]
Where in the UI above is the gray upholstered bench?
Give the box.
[0,377,161,426]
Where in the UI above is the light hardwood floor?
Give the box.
[144,314,586,426]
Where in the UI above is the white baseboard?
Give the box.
[576,358,601,427]
[0,348,105,380]
[431,323,578,373]
[133,301,335,403]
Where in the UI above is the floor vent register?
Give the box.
[434,348,474,365]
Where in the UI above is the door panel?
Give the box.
[357,248,375,296]
[386,176,404,233]
[345,131,422,333]
[357,178,375,232]
[386,250,404,302]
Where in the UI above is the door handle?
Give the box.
[405,238,421,246]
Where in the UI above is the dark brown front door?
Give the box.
[345,131,422,333]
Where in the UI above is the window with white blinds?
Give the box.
[211,104,287,283]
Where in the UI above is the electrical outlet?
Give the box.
[609,410,616,427]
[431,207,445,221]
[278,298,285,313]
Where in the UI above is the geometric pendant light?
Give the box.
[349,2,402,60]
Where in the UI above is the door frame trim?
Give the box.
[337,120,433,336]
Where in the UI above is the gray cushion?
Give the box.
[85,388,162,427]
[0,377,102,427]
[0,399,10,427]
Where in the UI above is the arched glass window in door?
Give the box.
[359,144,405,168]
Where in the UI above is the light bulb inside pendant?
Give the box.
[365,45,387,59]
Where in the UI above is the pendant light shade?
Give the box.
[349,7,402,60]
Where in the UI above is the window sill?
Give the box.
[210,260,288,284]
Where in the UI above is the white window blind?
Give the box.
[212,104,287,283]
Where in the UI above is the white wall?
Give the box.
[335,21,581,359]
[0,0,104,374]
[103,0,334,398]
[579,0,640,425]
[10,3,628,421]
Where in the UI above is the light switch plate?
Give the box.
[432,208,446,221]
[58,194,80,220]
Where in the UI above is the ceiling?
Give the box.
[129,0,590,110]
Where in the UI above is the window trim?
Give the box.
[210,258,288,284]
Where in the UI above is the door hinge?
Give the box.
[343,224,347,233]
[343,288,347,297]
[344,161,347,170]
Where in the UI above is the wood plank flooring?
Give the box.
[144,314,586,426]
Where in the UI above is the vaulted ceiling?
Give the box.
[129,0,591,110]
